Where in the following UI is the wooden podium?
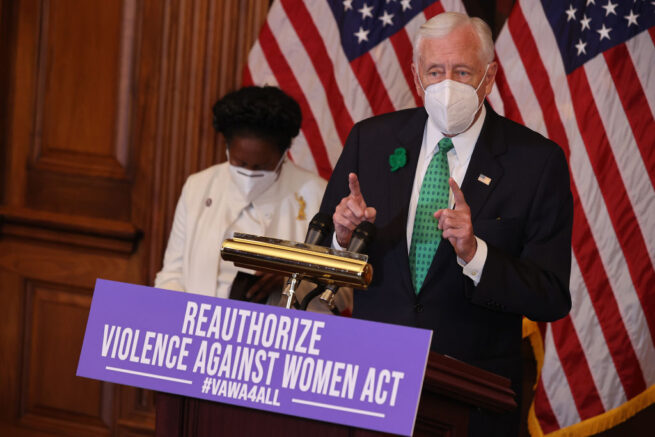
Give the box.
[155,352,516,436]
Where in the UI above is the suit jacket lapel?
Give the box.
[461,107,505,221]
[389,108,427,295]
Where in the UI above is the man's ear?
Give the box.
[483,61,498,96]
[411,62,424,99]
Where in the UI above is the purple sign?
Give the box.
[77,279,432,436]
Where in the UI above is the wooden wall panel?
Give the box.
[21,281,111,436]
[35,0,123,169]
[23,0,138,220]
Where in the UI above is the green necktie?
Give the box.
[409,137,453,293]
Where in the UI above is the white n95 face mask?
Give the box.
[419,64,489,136]
[227,154,284,202]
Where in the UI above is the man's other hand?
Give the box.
[434,178,477,263]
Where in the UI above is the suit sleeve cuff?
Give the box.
[457,236,487,286]
[332,233,347,251]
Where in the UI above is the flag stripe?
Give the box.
[507,3,568,151]
[267,4,346,169]
[289,131,321,174]
[534,377,560,433]
[243,64,254,86]
[280,0,354,145]
[551,315,605,419]
[541,324,583,428]
[585,54,655,268]
[603,44,655,191]
[350,52,396,115]
[569,254,627,411]
[258,22,333,178]
[486,80,504,115]
[491,60,522,123]
[493,21,547,136]
[368,38,417,110]
[569,66,655,345]
[388,29,422,107]
[625,31,655,121]
[571,185,647,400]
[423,0,447,18]
[245,41,276,86]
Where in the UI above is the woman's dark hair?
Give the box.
[212,86,302,153]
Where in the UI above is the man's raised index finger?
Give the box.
[348,173,362,198]
[449,177,467,206]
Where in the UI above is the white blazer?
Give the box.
[154,161,352,312]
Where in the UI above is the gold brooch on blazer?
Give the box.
[294,193,306,220]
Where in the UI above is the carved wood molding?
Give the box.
[0,206,142,253]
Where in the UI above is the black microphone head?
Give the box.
[347,221,376,253]
[309,212,333,233]
[353,220,376,241]
[304,212,334,245]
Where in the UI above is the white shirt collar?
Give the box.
[425,104,487,164]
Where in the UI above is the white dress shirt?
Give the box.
[407,106,488,285]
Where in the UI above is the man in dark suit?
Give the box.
[319,12,572,436]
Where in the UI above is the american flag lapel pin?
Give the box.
[478,174,492,186]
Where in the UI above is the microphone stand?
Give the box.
[317,221,376,311]
[283,273,302,309]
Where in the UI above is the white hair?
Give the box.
[413,12,495,65]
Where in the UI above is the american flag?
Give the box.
[488,0,655,434]
[244,0,655,434]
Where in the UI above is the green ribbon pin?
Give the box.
[389,147,407,172]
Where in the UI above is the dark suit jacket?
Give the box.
[320,106,572,429]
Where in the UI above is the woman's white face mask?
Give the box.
[227,153,285,202]
[418,64,489,136]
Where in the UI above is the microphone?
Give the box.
[319,221,376,309]
[304,212,334,246]
[282,212,334,308]
[345,220,376,254]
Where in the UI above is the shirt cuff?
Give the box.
[332,232,348,251]
[457,236,487,286]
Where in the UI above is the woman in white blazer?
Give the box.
[154,86,351,314]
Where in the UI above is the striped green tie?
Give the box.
[409,137,453,293]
